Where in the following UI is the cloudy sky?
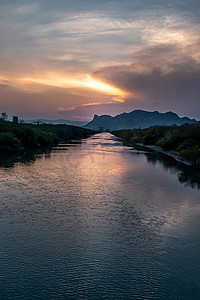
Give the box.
[0,0,200,121]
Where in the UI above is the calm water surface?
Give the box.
[0,133,200,299]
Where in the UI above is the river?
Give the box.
[0,133,200,299]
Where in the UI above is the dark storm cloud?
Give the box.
[94,44,200,118]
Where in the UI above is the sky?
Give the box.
[0,0,200,121]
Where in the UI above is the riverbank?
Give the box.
[136,143,193,166]
[0,119,94,154]
[112,124,200,166]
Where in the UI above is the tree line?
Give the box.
[113,123,200,165]
[0,116,93,153]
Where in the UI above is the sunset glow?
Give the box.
[0,0,199,120]
[21,75,125,95]
[18,74,127,105]
[79,76,124,95]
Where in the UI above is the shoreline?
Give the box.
[136,143,193,166]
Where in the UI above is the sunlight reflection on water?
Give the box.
[0,133,200,299]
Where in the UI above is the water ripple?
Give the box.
[0,133,200,299]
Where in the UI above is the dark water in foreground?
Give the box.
[0,133,200,299]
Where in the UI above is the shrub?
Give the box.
[180,146,200,164]
[177,138,199,152]
[14,127,39,148]
[36,130,59,146]
[130,135,141,144]
[0,132,21,152]
[157,132,181,150]
[142,133,155,145]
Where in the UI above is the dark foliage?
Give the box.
[113,124,200,165]
[0,132,21,153]
[0,119,94,154]
[14,127,40,148]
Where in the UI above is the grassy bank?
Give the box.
[0,120,94,154]
[113,124,200,165]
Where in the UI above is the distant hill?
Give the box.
[24,119,87,127]
[84,110,197,130]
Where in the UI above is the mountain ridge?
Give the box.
[84,110,197,130]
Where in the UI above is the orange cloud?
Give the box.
[80,102,102,107]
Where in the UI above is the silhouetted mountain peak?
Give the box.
[84,109,197,130]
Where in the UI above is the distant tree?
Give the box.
[0,112,8,121]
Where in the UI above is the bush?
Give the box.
[142,134,155,145]
[177,138,199,152]
[130,135,141,144]
[181,126,200,142]
[180,146,200,164]
[0,132,21,152]
[36,130,59,146]
[157,132,181,150]
[14,127,39,148]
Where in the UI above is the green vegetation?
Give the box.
[0,132,21,152]
[113,124,200,165]
[0,118,93,154]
